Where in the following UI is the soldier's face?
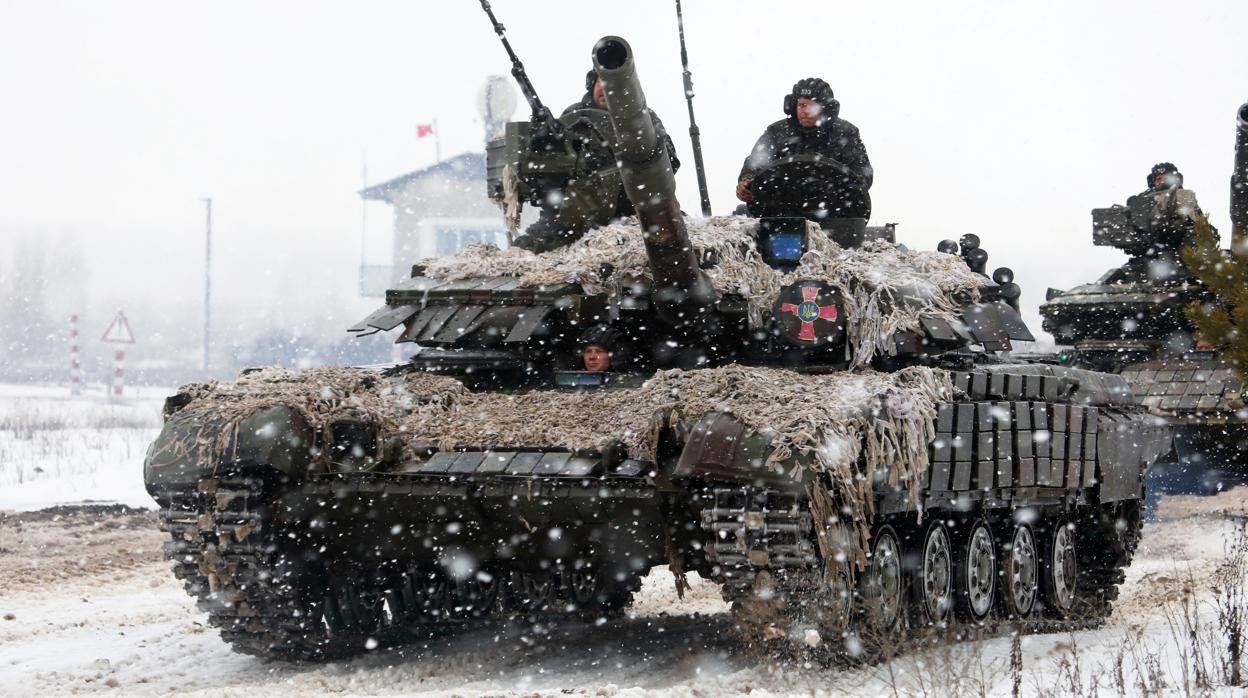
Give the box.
[796,98,823,128]
[583,345,611,372]
[593,80,607,108]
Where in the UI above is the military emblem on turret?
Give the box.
[774,282,843,345]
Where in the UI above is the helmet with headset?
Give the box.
[1148,162,1183,190]
[783,77,840,122]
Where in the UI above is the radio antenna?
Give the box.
[675,0,712,217]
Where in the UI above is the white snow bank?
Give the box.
[0,383,163,511]
[0,512,1242,697]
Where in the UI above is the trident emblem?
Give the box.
[779,285,839,342]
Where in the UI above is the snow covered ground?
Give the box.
[2,382,1247,695]
[0,383,163,510]
[0,501,1241,696]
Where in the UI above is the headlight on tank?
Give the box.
[772,280,846,347]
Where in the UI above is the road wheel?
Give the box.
[1000,522,1038,619]
[953,519,996,623]
[861,524,905,636]
[565,568,600,606]
[1042,520,1079,618]
[913,521,953,627]
[507,571,556,613]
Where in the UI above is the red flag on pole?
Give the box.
[416,123,435,139]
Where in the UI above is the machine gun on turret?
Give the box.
[480,1,628,252]
[478,0,556,137]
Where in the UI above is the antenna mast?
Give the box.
[675,0,712,217]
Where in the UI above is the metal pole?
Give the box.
[203,197,212,372]
[113,348,125,398]
[434,118,442,162]
[675,0,712,217]
[69,314,81,396]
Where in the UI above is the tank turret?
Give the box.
[346,26,1045,384]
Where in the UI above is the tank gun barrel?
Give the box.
[1232,102,1248,251]
[592,36,716,329]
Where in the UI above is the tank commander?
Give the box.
[735,78,873,219]
[1126,162,1205,248]
[563,70,681,205]
[511,72,681,253]
[564,69,682,176]
[1136,162,1202,216]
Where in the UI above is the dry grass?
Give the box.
[1025,520,1248,696]
[0,397,160,486]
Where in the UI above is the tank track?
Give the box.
[158,475,645,660]
[700,485,1141,662]
[159,476,394,660]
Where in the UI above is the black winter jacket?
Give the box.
[738,116,872,190]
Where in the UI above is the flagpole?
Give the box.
[361,148,368,265]
[434,118,441,162]
[202,197,212,373]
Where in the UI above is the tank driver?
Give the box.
[577,324,634,373]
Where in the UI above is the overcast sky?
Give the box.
[1,0,1246,344]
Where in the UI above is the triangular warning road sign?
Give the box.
[101,311,136,344]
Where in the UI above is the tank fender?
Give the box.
[144,405,315,494]
[673,412,807,487]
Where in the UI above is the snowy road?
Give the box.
[0,496,1242,696]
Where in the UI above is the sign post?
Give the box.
[69,314,82,396]
[101,310,136,398]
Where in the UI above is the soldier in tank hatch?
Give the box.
[1126,162,1205,248]
[565,69,682,215]
[577,324,635,373]
[735,78,873,218]
[512,71,682,253]
[565,69,680,170]
[1147,162,1186,192]
[582,342,612,372]
[564,69,682,175]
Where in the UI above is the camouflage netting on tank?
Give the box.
[419,216,983,368]
[165,364,950,572]
[152,368,470,469]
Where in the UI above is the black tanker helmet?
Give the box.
[577,324,635,370]
[1149,162,1183,190]
[784,77,840,122]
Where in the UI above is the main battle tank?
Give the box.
[1041,103,1248,496]
[145,37,1167,662]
